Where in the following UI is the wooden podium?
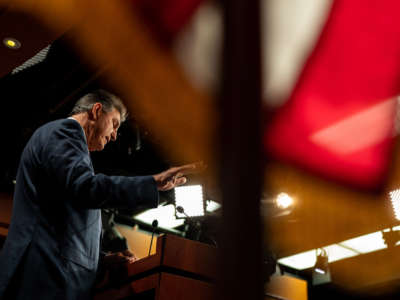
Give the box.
[95,234,218,300]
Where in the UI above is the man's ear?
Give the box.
[89,103,103,121]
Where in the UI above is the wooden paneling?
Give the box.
[125,234,217,279]
[265,275,308,300]
[161,234,217,279]
[157,273,215,300]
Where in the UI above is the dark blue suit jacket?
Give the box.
[0,119,159,299]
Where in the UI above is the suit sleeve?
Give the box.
[43,121,159,209]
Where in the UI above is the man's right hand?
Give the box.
[153,162,205,191]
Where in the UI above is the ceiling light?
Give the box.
[3,38,21,49]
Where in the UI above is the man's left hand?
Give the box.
[102,249,138,267]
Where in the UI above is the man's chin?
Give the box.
[89,144,105,152]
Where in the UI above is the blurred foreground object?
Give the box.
[264,0,400,189]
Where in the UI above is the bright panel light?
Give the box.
[389,189,400,221]
[175,185,204,217]
[134,204,184,229]
[276,192,293,209]
[323,244,358,262]
[278,244,359,270]
[278,249,316,270]
[279,229,394,270]
[206,199,221,212]
[340,231,387,254]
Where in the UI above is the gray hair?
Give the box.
[70,90,128,122]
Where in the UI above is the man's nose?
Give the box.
[111,130,117,141]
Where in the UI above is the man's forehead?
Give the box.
[107,107,120,118]
[111,108,121,124]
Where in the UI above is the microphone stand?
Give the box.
[176,206,203,242]
[148,219,158,256]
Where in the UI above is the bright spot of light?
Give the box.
[276,192,293,209]
[206,200,221,212]
[175,185,204,217]
[389,189,400,221]
[3,38,21,49]
[278,228,393,270]
[134,205,184,229]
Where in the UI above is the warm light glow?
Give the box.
[3,38,21,49]
[276,192,293,209]
[6,40,15,47]
[175,185,204,217]
[389,189,400,221]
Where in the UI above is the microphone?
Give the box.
[148,219,158,256]
[176,206,217,247]
[177,206,203,242]
[176,206,189,217]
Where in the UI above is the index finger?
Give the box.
[173,162,206,175]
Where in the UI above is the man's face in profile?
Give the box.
[88,107,121,151]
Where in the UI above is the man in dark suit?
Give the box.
[0,90,195,300]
